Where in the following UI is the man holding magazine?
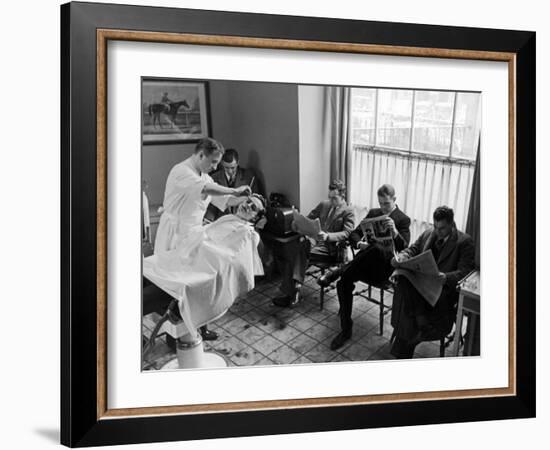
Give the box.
[389,206,475,358]
[321,184,411,350]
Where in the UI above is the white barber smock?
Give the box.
[154,158,227,254]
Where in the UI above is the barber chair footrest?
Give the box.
[161,350,228,370]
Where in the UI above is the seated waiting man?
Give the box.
[272,180,355,307]
[322,184,411,350]
[206,148,261,220]
[389,206,475,359]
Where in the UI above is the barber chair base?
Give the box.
[156,311,230,369]
[161,343,228,370]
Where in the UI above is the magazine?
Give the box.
[292,210,321,239]
[392,250,443,306]
[359,215,395,252]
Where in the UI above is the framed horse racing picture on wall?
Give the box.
[142,78,211,144]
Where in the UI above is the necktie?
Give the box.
[326,207,335,227]
[433,238,444,260]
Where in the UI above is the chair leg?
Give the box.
[439,338,445,357]
[379,288,384,336]
[319,268,325,311]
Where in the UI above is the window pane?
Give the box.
[452,93,481,160]
[376,89,413,150]
[412,90,454,156]
[351,88,376,145]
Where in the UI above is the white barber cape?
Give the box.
[144,215,264,335]
[146,159,262,336]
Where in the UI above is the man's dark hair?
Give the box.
[377,184,396,198]
[222,148,239,163]
[329,179,346,199]
[250,194,267,224]
[433,206,454,224]
[194,137,224,156]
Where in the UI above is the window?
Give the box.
[376,89,413,150]
[351,87,480,161]
[452,92,481,160]
[412,90,454,156]
[349,87,480,240]
[351,88,376,145]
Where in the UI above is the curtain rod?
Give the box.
[353,145,476,167]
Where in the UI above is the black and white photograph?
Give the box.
[1,0,543,447]
[141,79,481,371]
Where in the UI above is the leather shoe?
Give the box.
[272,295,292,307]
[273,291,301,307]
[408,325,441,347]
[289,290,301,307]
[200,327,219,341]
[330,330,352,350]
[318,267,343,287]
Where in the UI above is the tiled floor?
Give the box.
[142,272,456,371]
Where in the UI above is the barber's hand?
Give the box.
[436,272,447,283]
[359,217,370,227]
[233,186,251,196]
[316,231,329,242]
[357,241,370,251]
[384,217,398,238]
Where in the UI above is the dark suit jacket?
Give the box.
[307,200,355,257]
[349,206,411,254]
[399,226,475,290]
[391,225,476,338]
[210,166,257,192]
[205,166,260,221]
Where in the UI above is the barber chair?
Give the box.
[142,281,229,369]
[141,190,228,370]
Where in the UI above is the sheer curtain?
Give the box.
[349,147,475,241]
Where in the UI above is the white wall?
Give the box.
[2,1,547,450]
[298,85,332,213]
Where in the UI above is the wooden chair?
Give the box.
[353,280,393,336]
[305,241,349,310]
[339,245,392,336]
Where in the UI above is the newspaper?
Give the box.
[292,210,321,238]
[359,215,395,252]
[392,250,443,306]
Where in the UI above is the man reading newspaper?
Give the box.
[321,184,411,350]
[272,180,355,307]
[389,206,475,358]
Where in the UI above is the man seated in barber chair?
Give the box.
[320,184,411,351]
[272,180,355,307]
[389,206,475,359]
[143,194,267,368]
